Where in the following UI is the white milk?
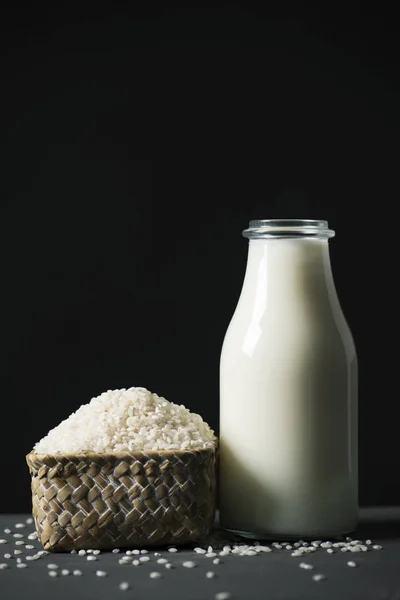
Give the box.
[219,220,358,539]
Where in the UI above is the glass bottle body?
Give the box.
[219,220,358,539]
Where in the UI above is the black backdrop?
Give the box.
[1,4,399,512]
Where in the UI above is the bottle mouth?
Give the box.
[242,219,335,239]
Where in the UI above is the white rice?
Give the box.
[34,387,215,454]
[119,582,130,590]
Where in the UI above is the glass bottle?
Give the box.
[219,219,358,539]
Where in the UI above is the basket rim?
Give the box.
[26,442,218,462]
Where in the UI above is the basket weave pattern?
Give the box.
[26,448,216,551]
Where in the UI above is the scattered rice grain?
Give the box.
[119,582,130,590]
[299,562,314,570]
[347,561,357,567]
[256,546,272,553]
[139,556,150,563]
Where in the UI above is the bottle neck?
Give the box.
[248,237,332,270]
[242,238,336,303]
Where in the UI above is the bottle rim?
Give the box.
[242,219,335,239]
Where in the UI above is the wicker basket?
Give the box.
[26,446,217,552]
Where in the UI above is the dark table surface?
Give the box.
[1,508,400,600]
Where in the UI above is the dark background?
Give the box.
[1,3,399,512]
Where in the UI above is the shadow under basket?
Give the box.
[26,446,217,552]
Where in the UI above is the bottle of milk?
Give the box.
[219,219,358,539]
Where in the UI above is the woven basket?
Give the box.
[26,446,217,552]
